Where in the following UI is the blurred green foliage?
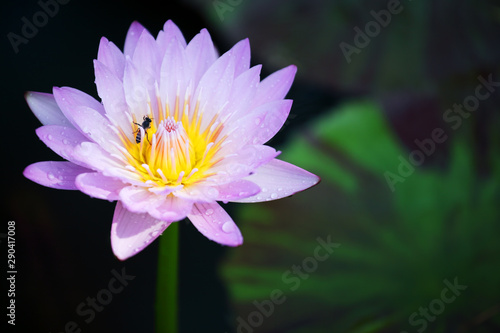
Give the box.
[221,101,500,332]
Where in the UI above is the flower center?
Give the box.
[117,97,226,189]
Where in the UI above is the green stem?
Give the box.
[155,221,179,333]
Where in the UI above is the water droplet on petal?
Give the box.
[47,134,53,141]
[222,221,235,233]
[262,188,268,193]
[205,209,214,216]
[277,187,283,192]
[47,173,55,181]
[270,193,278,199]
[62,139,70,145]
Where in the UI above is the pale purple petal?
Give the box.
[211,145,280,182]
[124,21,147,58]
[159,37,189,117]
[185,28,218,86]
[119,186,157,213]
[72,142,124,173]
[119,186,193,221]
[23,161,92,190]
[111,201,171,260]
[52,86,104,116]
[187,202,243,246]
[247,99,293,145]
[132,30,161,82]
[148,195,193,221]
[93,60,132,136]
[97,37,125,79]
[215,180,261,202]
[221,65,261,122]
[123,58,151,116]
[36,125,91,168]
[234,158,320,203]
[252,65,297,108]
[221,100,292,149]
[231,38,251,77]
[173,184,219,203]
[53,87,121,150]
[157,20,187,54]
[25,92,73,127]
[194,42,236,131]
[76,173,125,200]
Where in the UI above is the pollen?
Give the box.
[118,97,225,189]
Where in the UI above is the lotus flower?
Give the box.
[23,20,320,260]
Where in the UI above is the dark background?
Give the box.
[2,0,500,332]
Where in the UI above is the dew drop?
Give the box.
[277,187,283,191]
[47,134,53,141]
[262,188,268,193]
[151,230,159,237]
[62,139,70,145]
[47,173,55,181]
[205,209,214,216]
[270,193,278,199]
[222,221,235,233]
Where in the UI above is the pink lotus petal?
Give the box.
[93,60,132,135]
[53,86,104,116]
[173,184,219,203]
[185,28,218,86]
[53,87,122,151]
[23,161,92,190]
[187,202,243,246]
[252,65,297,108]
[111,201,171,260]
[234,158,320,203]
[76,172,125,200]
[248,99,293,145]
[132,30,161,82]
[97,37,125,79]
[119,186,193,221]
[215,180,261,202]
[232,38,250,77]
[72,142,124,173]
[194,42,236,131]
[124,21,147,58]
[148,194,194,221]
[123,58,152,114]
[222,100,292,149]
[159,37,189,117]
[36,125,90,167]
[25,92,73,127]
[211,145,280,182]
[157,20,187,53]
[222,65,262,122]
